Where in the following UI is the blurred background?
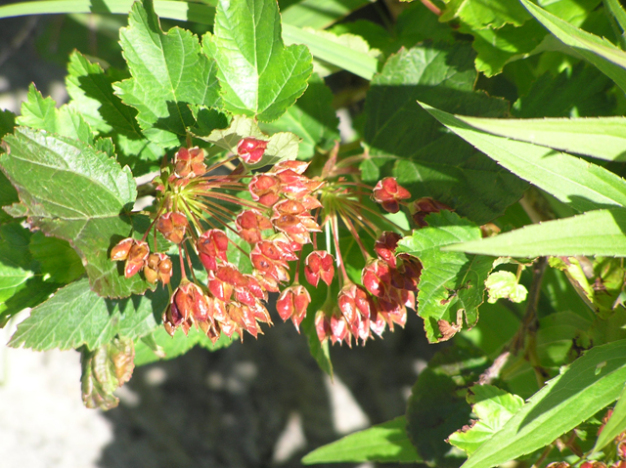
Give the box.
[0,2,441,467]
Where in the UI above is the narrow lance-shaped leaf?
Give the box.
[419,102,626,212]
[445,208,626,257]
[459,339,626,468]
[396,211,494,343]
[595,383,626,451]
[1,127,149,297]
[114,0,221,148]
[429,113,626,162]
[521,0,626,94]
[9,278,166,351]
[203,0,313,121]
[301,417,421,464]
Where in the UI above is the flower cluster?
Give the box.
[111,138,453,346]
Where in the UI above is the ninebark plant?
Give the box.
[5,0,626,466]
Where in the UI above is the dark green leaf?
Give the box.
[260,73,339,159]
[281,0,369,29]
[420,103,626,212]
[397,211,494,343]
[114,0,221,148]
[0,223,37,316]
[1,127,150,297]
[302,416,421,464]
[0,109,16,140]
[363,43,526,225]
[29,232,85,284]
[461,339,626,468]
[406,346,489,467]
[204,0,312,121]
[9,278,166,351]
[0,171,19,224]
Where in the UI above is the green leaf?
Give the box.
[65,51,163,173]
[605,0,626,35]
[460,339,626,468]
[0,171,19,224]
[484,271,528,304]
[29,232,85,284]
[134,326,233,366]
[1,127,150,298]
[443,113,626,162]
[282,23,378,80]
[260,73,339,159]
[0,109,15,140]
[449,385,524,456]
[396,211,494,343]
[202,115,300,169]
[301,416,421,464]
[363,43,526,225]
[301,291,333,377]
[114,0,221,148]
[281,0,369,29]
[204,0,312,121]
[17,84,94,145]
[0,223,37,313]
[521,0,626,94]
[446,209,626,257]
[0,0,216,24]
[440,0,530,29]
[81,336,135,410]
[406,346,489,467]
[9,278,166,351]
[420,102,626,212]
[595,383,626,451]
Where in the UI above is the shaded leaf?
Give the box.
[29,232,85,284]
[9,278,166,351]
[1,127,150,297]
[0,223,37,315]
[260,74,339,159]
[204,0,312,121]
[420,102,626,212]
[396,211,494,343]
[114,0,221,148]
[363,43,526,225]
[281,0,370,29]
[595,383,626,451]
[302,416,421,464]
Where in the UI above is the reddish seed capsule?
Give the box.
[237,137,268,164]
[374,232,402,268]
[412,197,452,227]
[125,240,150,278]
[111,237,134,261]
[372,177,411,214]
[156,212,189,244]
[304,251,335,287]
[276,285,311,331]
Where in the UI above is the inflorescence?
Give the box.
[111,138,451,346]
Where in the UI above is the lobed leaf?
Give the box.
[420,102,626,212]
[204,0,312,122]
[301,416,421,464]
[396,211,494,343]
[460,339,626,468]
[114,0,221,148]
[9,278,166,351]
[1,127,149,297]
[445,209,626,257]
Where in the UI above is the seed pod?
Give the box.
[237,137,268,164]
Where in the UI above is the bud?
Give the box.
[156,212,189,244]
[315,310,331,342]
[237,137,268,164]
[111,238,134,261]
[412,197,451,227]
[304,251,335,287]
[372,177,411,213]
[249,174,281,206]
[125,240,149,278]
[276,285,311,331]
[374,232,401,268]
